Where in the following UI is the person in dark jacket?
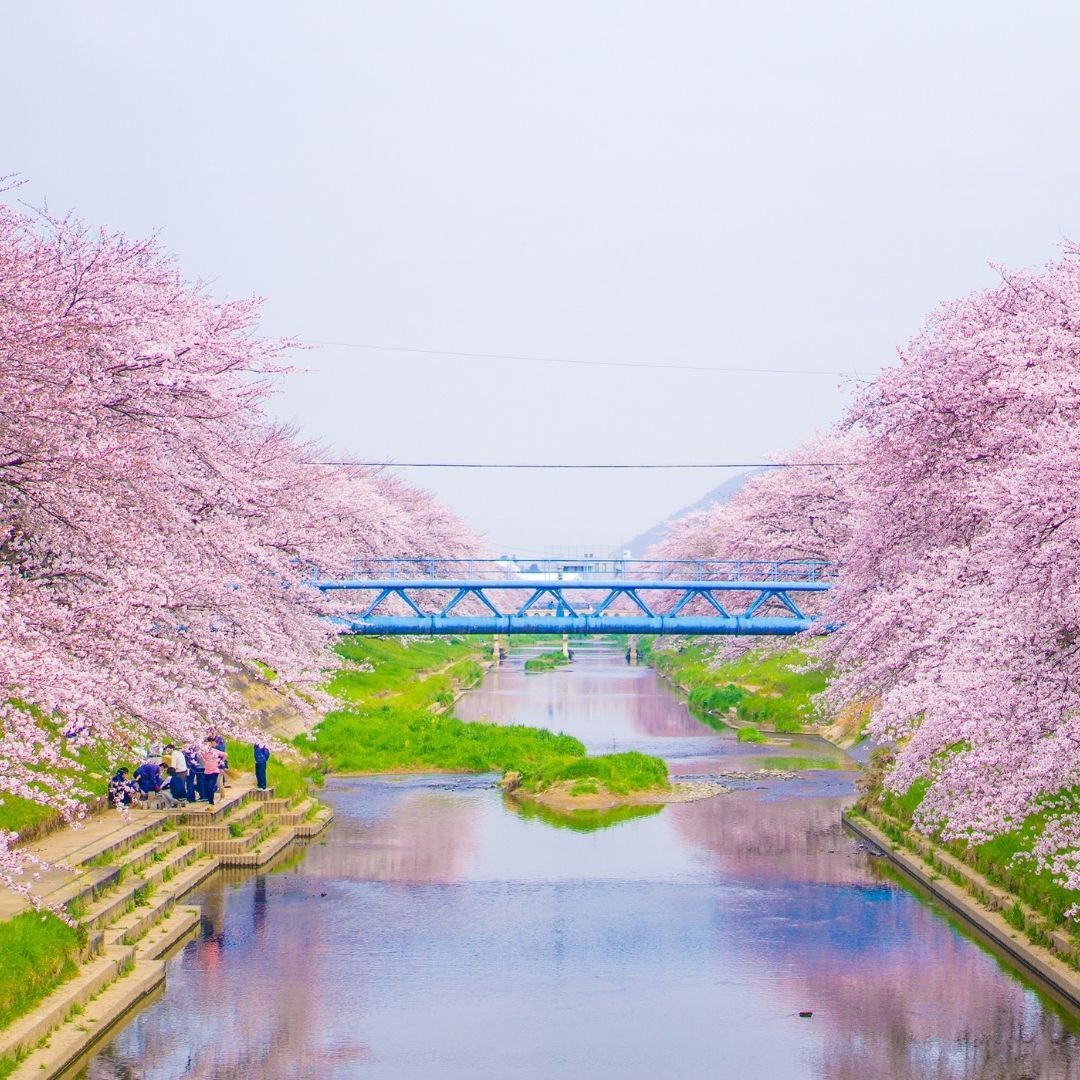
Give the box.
[168,766,188,804]
[134,759,162,795]
[253,743,271,790]
[108,768,137,807]
[184,744,203,802]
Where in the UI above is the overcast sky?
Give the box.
[6,2,1080,555]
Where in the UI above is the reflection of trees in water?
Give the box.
[671,794,1080,1079]
[624,676,713,737]
[302,790,480,884]
[459,664,707,739]
[804,940,1080,1080]
[670,792,867,885]
[87,870,368,1079]
[504,793,663,832]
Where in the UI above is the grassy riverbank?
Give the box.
[861,758,1080,949]
[0,912,81,1036]
[0,912,84,1074]
[640,639,827,733]
[306,636,669,796]
[0,715,119,839]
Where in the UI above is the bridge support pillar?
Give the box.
[628,636,638,666]
[562,633,570,660]
[493,634,506,665]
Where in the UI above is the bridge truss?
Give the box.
[312,559,835,637]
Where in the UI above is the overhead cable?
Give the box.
[308,461,852,469]
[306,340,874,380]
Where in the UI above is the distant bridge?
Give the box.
[311,558,835,637]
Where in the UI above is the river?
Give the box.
[79,642,1080,1079]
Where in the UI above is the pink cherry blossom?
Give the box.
[825,247,1080,883]
[0,197,480,892]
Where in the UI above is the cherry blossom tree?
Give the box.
[0,196,479,892]
[636,251,1080,902]
[824,247,1080,890]
[647,433,859,628]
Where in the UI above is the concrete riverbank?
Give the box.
[843,811,1080,1012]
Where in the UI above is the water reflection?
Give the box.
[503,794,664,833]
[300,778,481,884]
[456,655,712,747]
[82,645,1080,1080]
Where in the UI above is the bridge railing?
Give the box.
[307,556,838,636]
[309,557,836,583]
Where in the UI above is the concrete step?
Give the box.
[273,797,319,826]
[6,817,173,920]
[294,806,335,839]
[198,821,279,857]
[3,901,202,1078]
[218,825,296,869]
[173,783,260,825]
[180,799,271,842]
[80,843,204,950]
[99,853,217,951]
[133,905,200,963]
[41,830,181,926]
[69,816,173,871]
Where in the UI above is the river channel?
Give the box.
[80,642,1080,1079]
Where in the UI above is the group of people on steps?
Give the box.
[109,735,272,811]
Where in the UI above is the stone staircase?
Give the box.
[0,780,332,1078]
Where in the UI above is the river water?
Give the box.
[80,642,1080,1079]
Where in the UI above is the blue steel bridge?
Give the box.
[311,558,835,637]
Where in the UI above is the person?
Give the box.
[184,744,202,803]
[253,743,271,790]
[167,765,188,805]
[108,767,137,808]
[167,743,188,792]
[199,737,224,808]
[134,757,163,796]
[214,732,229,789]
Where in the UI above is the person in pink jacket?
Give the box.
[199,737,225,808]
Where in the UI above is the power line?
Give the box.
[306,339,874,380]
[310,461,850,469]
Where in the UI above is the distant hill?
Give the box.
[623,472,754,557]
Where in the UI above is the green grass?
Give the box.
[307,637,668,795]
[524,651,572,673]
[642,640,827,731]
[312,704,577,778]
[736,726,766,744]
[517,751,669,795]
[876,774,1079,936]
[224,740,320,803]
[326,636,485,712]
[64,896,88,922]
[0,711,122,837]
[0,911,82,1030]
